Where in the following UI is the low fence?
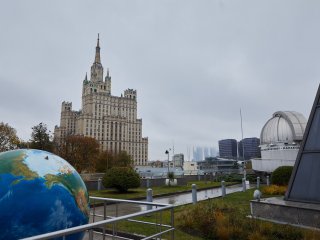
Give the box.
[140,178,188,188]
[83,171,242,191]
[85,180,106,191]
[81,173,105,181]
[22,197,175,240]
[85,178,188,190]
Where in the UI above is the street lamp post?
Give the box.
[165,150,170,174]
[240,108,246,180]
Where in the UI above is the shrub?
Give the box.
[246,174,258,183]
[217,173,258,183]
[177,201,242,239]
[167,171,175,180]
[177,198,304,240]
[271,166,293,186]
[216,174,243,183]
[262,185,287,195]
[177,201,224,239]
[102,167,140,192]
[167,171,175,186]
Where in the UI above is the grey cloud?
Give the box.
[0,0,319,160]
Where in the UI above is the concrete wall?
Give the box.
[85,180,105,191]
[81,173,105,181]
[252,158,295,173]
[85,175,210,191]
[140,178,188,188]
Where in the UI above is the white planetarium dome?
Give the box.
[260,111,307,145]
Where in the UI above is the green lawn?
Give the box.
[103,205,203,240]
[89,180,237,200]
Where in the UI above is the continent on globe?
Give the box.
[0,149,90,240]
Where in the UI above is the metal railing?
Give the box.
[138,169,241,178]
[22,197,175,240]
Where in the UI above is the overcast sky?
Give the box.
[0,1,319,160]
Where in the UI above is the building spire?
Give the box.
[91,34,104,82]
[94,33,101,64]
[85,72,88,81]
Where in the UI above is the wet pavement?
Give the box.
[153,184,249,205]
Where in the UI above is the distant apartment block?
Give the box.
[173,153,184,167]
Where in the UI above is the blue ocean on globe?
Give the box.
[0,149,90,240]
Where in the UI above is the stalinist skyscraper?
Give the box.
[54,35,148,166]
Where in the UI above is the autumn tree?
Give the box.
[61,135,100,173]
[96,150,133,172]
[0,122,19,152]
[114,151,133,167]
[30,122,53,151]
[17,140,30,149]
[95,150,114,172]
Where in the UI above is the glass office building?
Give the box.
[218,139,237,159]
[238,137,261,160]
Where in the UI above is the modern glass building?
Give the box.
[238,137,261,160]
[218,139,237,159]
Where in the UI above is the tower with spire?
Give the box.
[90,34,104,82]
[54,35,148,166]
[82,35,111,99]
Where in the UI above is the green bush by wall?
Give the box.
[102,167,140,192]
[271,166,293,186]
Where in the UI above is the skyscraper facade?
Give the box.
[218,139,237,159]
[238,137,261,160]
[54,36,148,166]
[193,147,204,161]
[192,146,217,161]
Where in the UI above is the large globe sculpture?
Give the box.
[0,149,90,240]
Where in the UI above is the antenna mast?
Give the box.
[240,108,246,178]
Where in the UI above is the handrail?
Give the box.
[90,196,169,206]
[22,196,175,240]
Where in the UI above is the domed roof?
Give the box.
[260,111,307,145]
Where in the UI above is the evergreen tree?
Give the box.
[30,122,53,152]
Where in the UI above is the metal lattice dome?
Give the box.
[260,111,307,145]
